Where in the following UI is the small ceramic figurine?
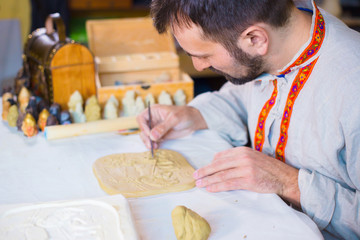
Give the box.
[68,90,86,123]
[145,93,155,108]
[17,112,25,131]
[60,110,71,125]
[36,97,48,114]
[7,104,19,127]
[158,90,173,105]
[2,92,13,121]
[68,90,83,111]
[37,108,50,131]
[21,113,38,137]
[104,95,119,120]
[85,95,101,122]
[18,87,31,113]
[71,102,86,123]
[135,96,145,115]
[25,96,38,121]
[173,89,186,106]
[46,114,59,127]
[49,103,61,122]
[122,90,136,117]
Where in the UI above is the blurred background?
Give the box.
[0,0,359,95]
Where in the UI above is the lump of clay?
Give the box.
[104,95,119,120]
[2,92,13,121]
[21,113,38,137]
[122,90,136,117]
[7,104,19,127]
[85,95,101,122]
[145,93,155,108]
[174,89,186,106]
[158,91,173,105]
[38,108,50,131]
[171,206,211,240]
[18,87,31,113]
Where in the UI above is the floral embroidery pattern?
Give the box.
[254,80,278,152]
[279,5,325,75]
[253,3,325,162]
[275,57,319,162]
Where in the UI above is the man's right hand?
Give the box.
[136,104,208,149]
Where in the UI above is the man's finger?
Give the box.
[193,157,242,180]
[195,168,243,188]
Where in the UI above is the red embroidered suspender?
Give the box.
[253,4,325,162]
[254,80,278,152]
[275,57,319,161]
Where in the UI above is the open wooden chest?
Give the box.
[86,17,194,107]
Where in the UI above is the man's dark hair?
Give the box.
[151,0,294,52]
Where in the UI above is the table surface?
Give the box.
[0,101,323,239]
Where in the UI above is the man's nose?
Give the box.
[192,57,210,71]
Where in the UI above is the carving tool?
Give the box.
[148,102,154,158]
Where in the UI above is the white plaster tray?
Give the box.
[0,194,139,240]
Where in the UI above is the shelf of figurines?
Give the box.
[1,86,188,140]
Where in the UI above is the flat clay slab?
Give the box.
[93,149,195,197]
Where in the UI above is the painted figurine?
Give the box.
[18,87,31,113]
[85,95,101,122]
[158,90,173,105]
[49,103,61,123]
[60,110,71,125]
[104,95,119,120]
[2,92,13,121]
[145,93,156,108]
[37,108,50,131]
[46,114,59,126]
[7,103,19,127]
[68,90,83,111]
[135,96,145,115]
[173,89,186,106]
[21,113,38,137]
[25,96,38,121]
[122,90,136,117]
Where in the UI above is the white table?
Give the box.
[0,102,323,239]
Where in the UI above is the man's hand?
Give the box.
[193,147,301,206]
[136,104,208,149]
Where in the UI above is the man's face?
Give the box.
[173,23,267,85]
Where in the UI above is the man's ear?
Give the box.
[237,25,269,56]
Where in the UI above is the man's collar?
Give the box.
[276,0,326,76]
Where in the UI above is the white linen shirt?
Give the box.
[189,1,360,239]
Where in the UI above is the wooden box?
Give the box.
[24,13,96,110]
[86,17,193,107]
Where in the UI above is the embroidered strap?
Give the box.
[253,3,325,161]
[275,57,319,161]
[254,80,278,152]
[278,5,325,75]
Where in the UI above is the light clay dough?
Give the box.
[93,149,195,197]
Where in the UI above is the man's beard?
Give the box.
[209,47,266,85]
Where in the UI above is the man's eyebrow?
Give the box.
[184,51,209,58]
